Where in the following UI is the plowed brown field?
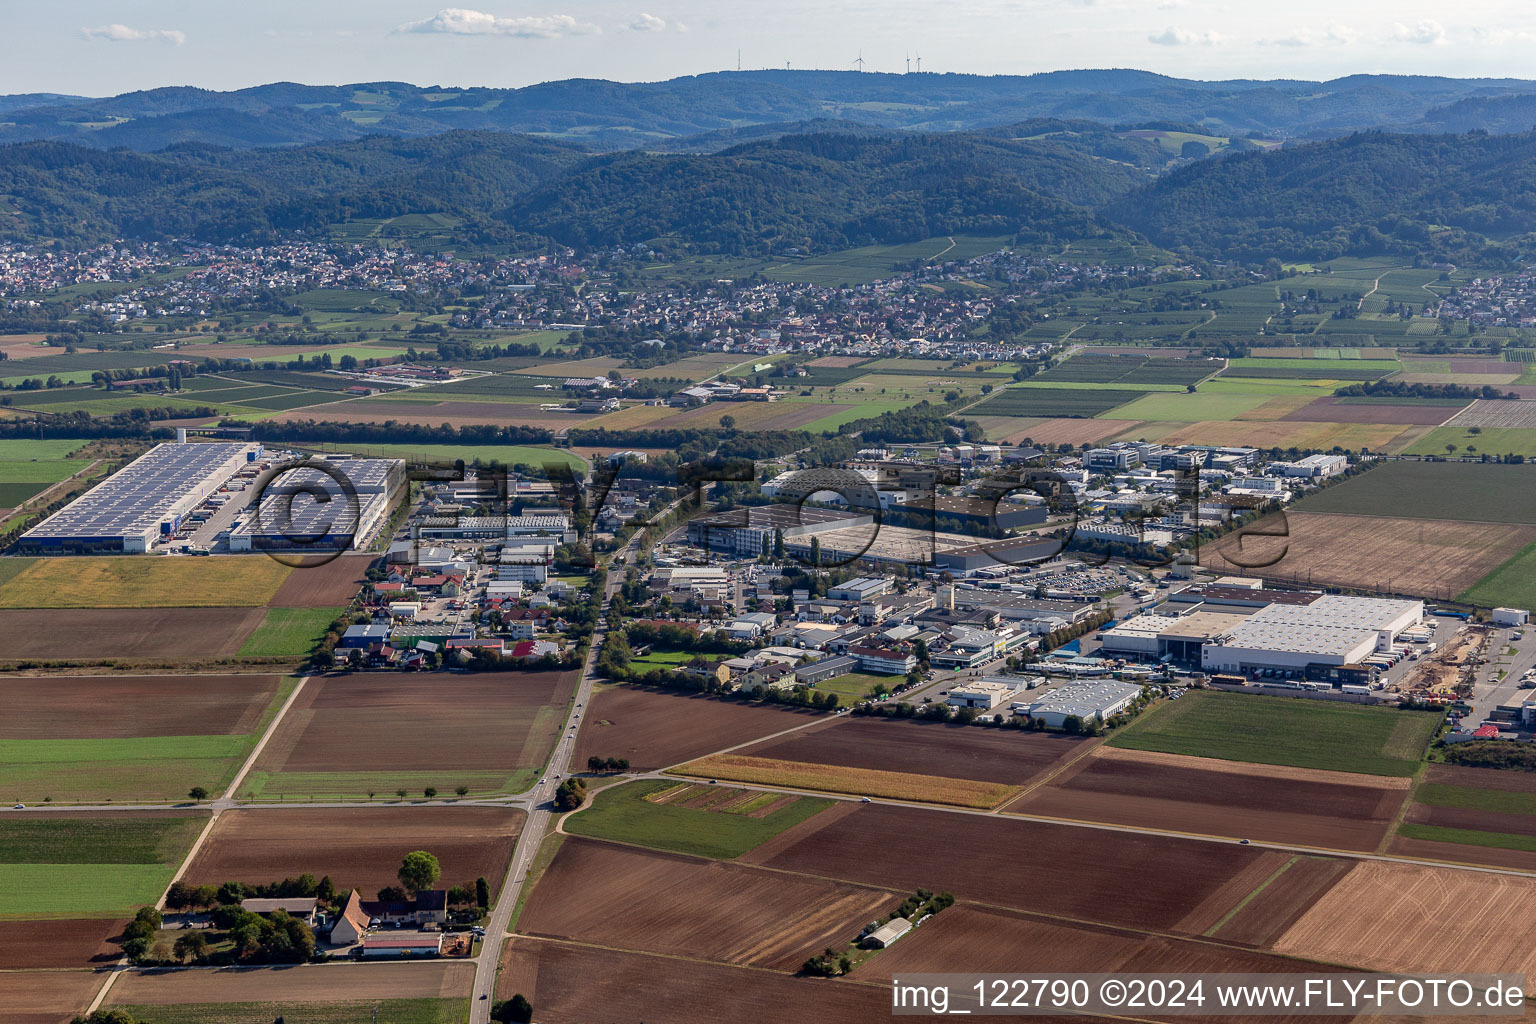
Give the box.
[1006,747,1406,851]
[183,806,523,899]
[740,717,1091,786]
[496,937,895,1024]
[267,553,375,606]
[518,838,894,970]
[254,670,575,774]
[744,802,1265,933]
[0,674,281,739]
[1202,512,1536,599]
[0,608,266,660]
[574,687,817,770]
[0,970,102,1024]
[0,917,123,968]
[1210,855,1352,947]
[1274,861,1536,987]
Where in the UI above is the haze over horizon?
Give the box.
[8,0,1536,96]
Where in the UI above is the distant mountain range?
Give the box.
[6,70,1536,265]
[5,71,1536,152]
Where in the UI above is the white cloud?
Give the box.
[1393,19,1447,45]
[81,24,185,45]
[1148,26,1223,46]
[629,13,667,32]
[1263,24,1358,47]
[399,9,599,38]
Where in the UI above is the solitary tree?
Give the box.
[187,786,209,802]
[493,994,534,1023]
[398,850,442,895]
[719,414,736,431]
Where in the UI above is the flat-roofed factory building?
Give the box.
[19,441,261,554]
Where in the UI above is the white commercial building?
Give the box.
[1018,679,1143,727]
[1201,595,1422,673]
[947,680,1017,711]
[1493,607,1529,627]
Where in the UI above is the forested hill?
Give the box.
[508,133,1142,253]
[0,133,590,244]
[1103,130,1536,264]
[8,71,1536,151]
[0,129,1141,252]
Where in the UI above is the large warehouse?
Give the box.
[19,441,261,554]
[1200,595,1423,674]
[229,457,404,553]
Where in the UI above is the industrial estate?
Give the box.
[11,40,1536,1024]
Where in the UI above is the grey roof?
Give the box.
[1025,679,1143,718]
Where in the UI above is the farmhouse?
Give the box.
[327,890,371,945]
[239,897,318,923]
[360,889,448,926]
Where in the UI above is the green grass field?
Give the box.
[0,440,88,460]
[1407,426,1536,458]
[564,778,832,859]
[1103,391,1272,421]
[293,442,585,470]
[1459,542,1536,611]
[1295,462,1536,525]
[0,815,205,918]
[1108,690,1440,776]
[627,648,702,672]
[238,606,343,657]
[813,672,903,701]
[1416,783,1536,816]
[113,1000,470,1024]
[969,387,1146,418]
[1396,822,1536,853]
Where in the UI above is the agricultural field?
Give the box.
[807,671,901,701]
[1408,424,1536,458]
[738,717,1091,787]
[1102,391,1273,421]
[1107,690,1440,777]
[112,999,471,1024]
[1035,353,1219,386]
[1294,462,1536,524]
[0,811,205,919]
[517,838,894,970]
[0,673,293,802]
[498,937,889,1024]
[0,556,293,609]
[563,778,832,860]
[111,962,475,1011]
[967,386,1146,418]
[0,438,92,509]
[269,398,597,431]
[1387,765,1536,870]
[1273,860,1536,986]
[236,606,343,657]
[1007,746,1408,851]
[243,671,577,799]
[266,552,375,606]
[295,441,585,470]
[1201,511,1536,602]
[1459,542,1536,611]
[0,968,104,1024]
[1281,395,1467,425]
[744,802,1272,934]
[0,606,270,661]
[973,415,1138,446]
[675,753,1027,809]
[182,806,523,900]
[573,687,819,770]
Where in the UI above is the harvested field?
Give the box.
[0,917,124,968]
[807,355,870,368]
[564,779,832,859]
[1274,860,1536,986]
[267,553,375,606]
[271,401,591,430]
[625,401,845,432]
[973,416,1140,446]
[183,806,523,900]
[1155,419,1415,452]
[1386,834,1536,872]
[745,802,1269,933]
[1396,372,1521,386]
[675,753,1022,809]
[1202,512,1536,600]
[1210,855,1353,947]
[573,687,816,770]
[248,671,575,797]
[1007,746,1407,851]
[0,607,267,660]
[0,969,103,1024]
[0,674,281,739]
[497,936,891,1024]
[518,838,894,970]
[1405,802,1536,838]
[740,717,1091,786]
[1446,399,1536,429]
[0,556,291,608]
[111,962,474,1005]
[1281,396,1465,424]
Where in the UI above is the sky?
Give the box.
[7,1,1536,96]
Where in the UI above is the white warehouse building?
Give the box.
[1200,595,1422,674]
